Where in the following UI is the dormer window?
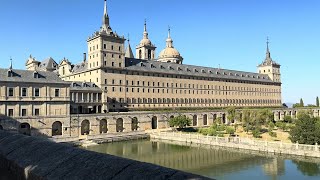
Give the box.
[33,71,39,78]
[201,70,206,73]
[140,62,145,67]
[186,68,191,72]
[223,72,227,75]
[7,70,13,77]
[216,71,220,75]
[194,69,198,73]
[160,65,165,69]
[209,71,213,74]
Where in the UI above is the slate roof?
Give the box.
[38,57,58,71]
[0,68,70,84]
[70,82,101,91]
[125,58,274,83]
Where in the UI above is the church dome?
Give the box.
[157,29,183,64]
[139,38,152,46]
[159,47,181,58]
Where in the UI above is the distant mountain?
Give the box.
[284,103,294,108]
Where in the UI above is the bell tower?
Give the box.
[258,38,281,83]
[136,20,156,60]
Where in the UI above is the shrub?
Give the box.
[226,127,235,134]
[252,128,261,138]
[169,115,191,128]
[217,124,226,131]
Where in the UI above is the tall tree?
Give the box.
[300,98,304,107]
[316,96,319,107]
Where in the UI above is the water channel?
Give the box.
[85,139,320,180]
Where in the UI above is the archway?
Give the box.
[100,119,108,134]
[116,118,124,132]
[81,120,90,135]
[152,116,157,129]
[19,123,31,136]
[222,114,226,124]
[131,117,138,131]
[52,121,62,136]
[203,114,208,126]
[212,114,217,122]
[0,125,3,130]
[193,115,197,126]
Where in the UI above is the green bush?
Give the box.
[226,127,235,134]
[252,128,261,138]
[217,124,226,131]
[169,115,191,128]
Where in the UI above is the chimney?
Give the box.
[83,53,87,62]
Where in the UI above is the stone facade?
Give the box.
[57,1,282,113]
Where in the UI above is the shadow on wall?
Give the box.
[0,114,50,138]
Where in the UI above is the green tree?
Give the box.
[226,126,235,134]
[289,111,320,144]
[317,96,319,107]
[227,107,237,124]
[169,115,191,129]
[242,109,252,133]
[300,98,304,107]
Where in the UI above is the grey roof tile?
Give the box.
[0,68,70,84]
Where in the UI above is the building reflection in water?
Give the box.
[85,139,320,178]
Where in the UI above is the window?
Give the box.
[21,88,27,97]
[104,44,106,49]
[55,89,60,97]
[8,87,14,97]
[112,62,114,67]
[21,109,27,117]
[34,108,40,116]
[34,88,40,97]
[8,109,13,117]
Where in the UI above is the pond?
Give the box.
[85,139,320,179]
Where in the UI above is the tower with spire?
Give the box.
[258,38,281,83]
[136,20,156,60]
[86,0,125,70]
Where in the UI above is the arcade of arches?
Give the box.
[3,108,319,137]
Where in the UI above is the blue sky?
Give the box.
[0,0,319,105]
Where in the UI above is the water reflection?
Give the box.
[85,140,320,179]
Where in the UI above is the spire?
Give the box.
[143,19,149,39]
[166,26,173,48]
[101,0,112,33]
[125,35,134,58]
[265,37,272,61]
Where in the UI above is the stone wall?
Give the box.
[0,131,209,180]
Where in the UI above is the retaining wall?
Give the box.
[0,131,210,180]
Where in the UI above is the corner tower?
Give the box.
[258,38,281,83]
[87,0,126,69]
[136,20,156,60]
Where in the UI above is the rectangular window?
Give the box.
[21,88,27,97]
[8,87,14,97]
[34,108,40,116]
[21,109,27,117]
[34,88,40,97]
[112,62,114,67]
[104,44,106,49]
[55,89,60,97]
[8,109,14,117]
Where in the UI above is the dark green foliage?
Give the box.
[169,115,191,128]
[300,98,304,107]
[276,121,287,131]
[283,115,293,123]
[289,111,320,145]
[317,96,320,107]
[252,127,261,138]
